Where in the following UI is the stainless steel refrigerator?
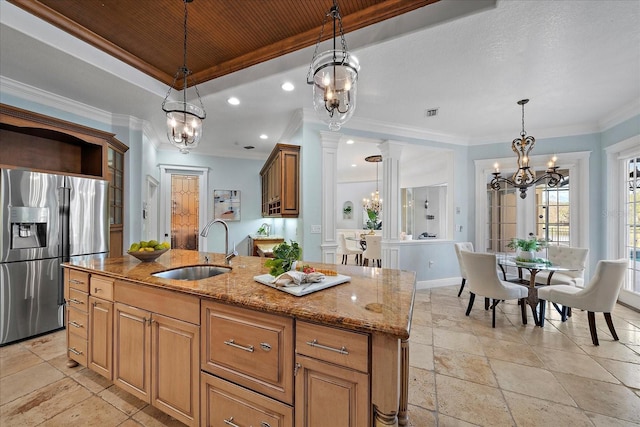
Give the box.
[0,168,109,345]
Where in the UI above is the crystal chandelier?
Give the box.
[490,99,564,199]
[362,155,382,216]
[307,0,360,131]
[161,0,206,154]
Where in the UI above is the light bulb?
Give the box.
[323,74,331,86]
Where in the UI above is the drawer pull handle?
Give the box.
[306,339,349,355]
[94,287,101,293]
[260,342,271,352]
[224,339,254,353]
[69,321,83,328]
[223,416,240,427]
[261,422,272,427]
[68,347,83,355]
[69,279,85,284]
[68,298,84,305]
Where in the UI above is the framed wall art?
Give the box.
[213,190,241,221]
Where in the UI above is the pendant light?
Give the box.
[161,0,206,154]
[307,0,360,131]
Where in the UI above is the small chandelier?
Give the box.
[161,0,206,154]
[362,155,382,215]
[307,0,360,131]
[490,99,564,199]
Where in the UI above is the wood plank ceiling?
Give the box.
[9,0,438,88]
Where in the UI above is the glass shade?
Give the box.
[163,101,205,154]
[310,50,359,131]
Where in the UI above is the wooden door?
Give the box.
[113,303,151,403]
[295,354,369,427]
[88,296,113,380]
[151,313,200,427]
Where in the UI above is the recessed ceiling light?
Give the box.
[227,97,240,105]
[351,164,357,167]
[259,134,268,140]
[281,82,294,92]
[346,139,354,144]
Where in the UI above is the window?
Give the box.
[624,157,640,294]
[535,169,570,246]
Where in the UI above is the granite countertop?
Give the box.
[249,234,285,240]
[64,249,415,339]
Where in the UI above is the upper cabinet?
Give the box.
[260,143,300,218]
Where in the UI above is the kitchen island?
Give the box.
[63,249,416,426]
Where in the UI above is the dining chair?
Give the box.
[363,235,382,267]
[338,232,363,265]
[537,258,628,346]
[535,246,589,287]
[454,242,474,297]
[460,251,529,328]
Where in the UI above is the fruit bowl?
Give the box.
[127,248,169,262]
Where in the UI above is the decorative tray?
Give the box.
[253,273,351,296]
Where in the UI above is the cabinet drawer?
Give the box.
[296,321,369,373]
[67,307,88,339]
[115,280,199,325]
[201,372,293,427]
[67,288,89,312]
[67,333,87,366]
[201,300,294,404]
[68,270,90,292]
[90,275,114,301]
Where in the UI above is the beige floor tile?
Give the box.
[471,322,528,344]
[554,371,640,423]
[0,377,91,426]
[431,313,474,333]
[433,347,497,387]
[585,411,640,427]
[40,395,128,426]
[406,404,436,426]
[430,293,468,309]
[533,347,620,383]
[70,366,114,394]
[577,339,640,363]
[118,420,145,427]
[433,329,485,356]
[489,359,576,406]
[0,362,64,404]
[595,357,640,389]
[98,385,147,416]
[409,325,432,345]
[0,346,42,378]
[478,336,543,368]
[414,289,431,302]
[411,306,433,327]
[612,327,640,346]
[131,404,187,427]
[503,390,593,427]
[47,354,87,377]
[519,327,585,353]
[437,414,481,426]
[409,342,434,371]
[22,330,67,361]
[435,374,514,426]
[431,301,468,317]
[408,366,436,411]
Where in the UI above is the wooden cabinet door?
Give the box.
[113,303,151,403]
[151,313,200,427]
[295,354,369,427]
[88,296,113,380]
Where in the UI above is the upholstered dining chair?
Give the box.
[537,258,628,346]
[460,251,529,328]
[454,242,474,297]
[338,232,363,265]
[535,246,589,287]
[363,235,382,267]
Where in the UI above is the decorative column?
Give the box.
[320,131,341,264]
[379,141,403,269]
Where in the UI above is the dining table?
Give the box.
[497,255,577,326]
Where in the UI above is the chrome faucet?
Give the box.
[260,222,271,237]
[200,219,238,265]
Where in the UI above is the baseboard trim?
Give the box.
[416,277,460,290]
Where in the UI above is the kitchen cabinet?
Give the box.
[88,275,114,380]
[260,143,300,217]
[113,280,200,427]
[248,235,284,257]
[64,269,90,367]
[294,321,370,427]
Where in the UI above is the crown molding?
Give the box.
[599,99,640,131]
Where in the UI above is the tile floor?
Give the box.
[1,285,639,426]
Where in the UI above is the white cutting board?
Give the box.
[253,273,351,296]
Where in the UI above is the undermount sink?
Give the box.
[152,265,231,281]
